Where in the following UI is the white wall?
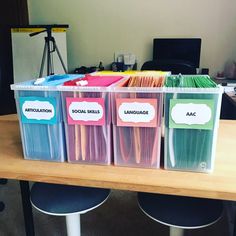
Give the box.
[28,0,236,76]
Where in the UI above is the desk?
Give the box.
[225,92,236,107]
[220,92,236,119]
[1,114,236,236]
[0,114,236,201]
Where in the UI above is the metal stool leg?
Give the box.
[0,202,5,212]
[0,179,7,212]
[20,180,35,236]
[170,227,184,236]
[66,214,81,236]
[233,212,236,236]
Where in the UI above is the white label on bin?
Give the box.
[19,97,57,124]
[169,99,214,130]
[66,97,105,125]
[116,98,157,127]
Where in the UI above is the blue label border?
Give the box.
[19,97,57,125]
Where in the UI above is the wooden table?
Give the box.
[1,114,236,236]
[1,114,236,201]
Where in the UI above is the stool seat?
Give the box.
[31,183,110,216]
[138,192,223,229]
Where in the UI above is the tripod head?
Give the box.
[28,25,69,77]
[29,25,54,39]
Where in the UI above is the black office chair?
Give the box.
[141,59,197,75]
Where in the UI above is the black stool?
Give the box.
[138,192,223,236]
[31,182,110,236]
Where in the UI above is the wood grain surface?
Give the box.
[0,114,236,200]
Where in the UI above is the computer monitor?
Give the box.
[153,38,201,68]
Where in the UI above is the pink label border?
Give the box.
[66,97,105,126]
[116,98,157,127]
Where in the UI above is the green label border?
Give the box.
[169,99,214,130]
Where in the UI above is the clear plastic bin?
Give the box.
[164,84,223,173]
[10,74,82,162]
[59,75,124,165]
[111,76,165,168]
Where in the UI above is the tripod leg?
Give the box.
[39,42,47,78]
[54,43,68,73]
[47,40,55,75]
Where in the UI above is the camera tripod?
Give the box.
[30,26,67,77]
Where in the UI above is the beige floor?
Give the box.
[0,180,230,236]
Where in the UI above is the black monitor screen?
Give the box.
[153,38,201,68]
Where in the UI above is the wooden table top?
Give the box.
[0,114,236,201]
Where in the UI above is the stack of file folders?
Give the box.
[11,74,82,162]
[11,72,224,173]
[112,72,167,168]
[164,75,223,172]
[59,74,124,165]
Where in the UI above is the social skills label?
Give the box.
[66,97,105,125]
[19,97,57,124]
[116,98,157,127]
[169,99,214,130]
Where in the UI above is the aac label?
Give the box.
[169,99,214,130]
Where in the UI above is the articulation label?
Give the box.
[19,97,57,124]
[169,99,214,130]
[66,97,105,125]
[116,98,157,127]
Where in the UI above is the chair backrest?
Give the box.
[141,59,196,75]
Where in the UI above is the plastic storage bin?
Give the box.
[11,74,82,162]
[111,73,166,168]
[59,74,124,165]
[164,75,223,173]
